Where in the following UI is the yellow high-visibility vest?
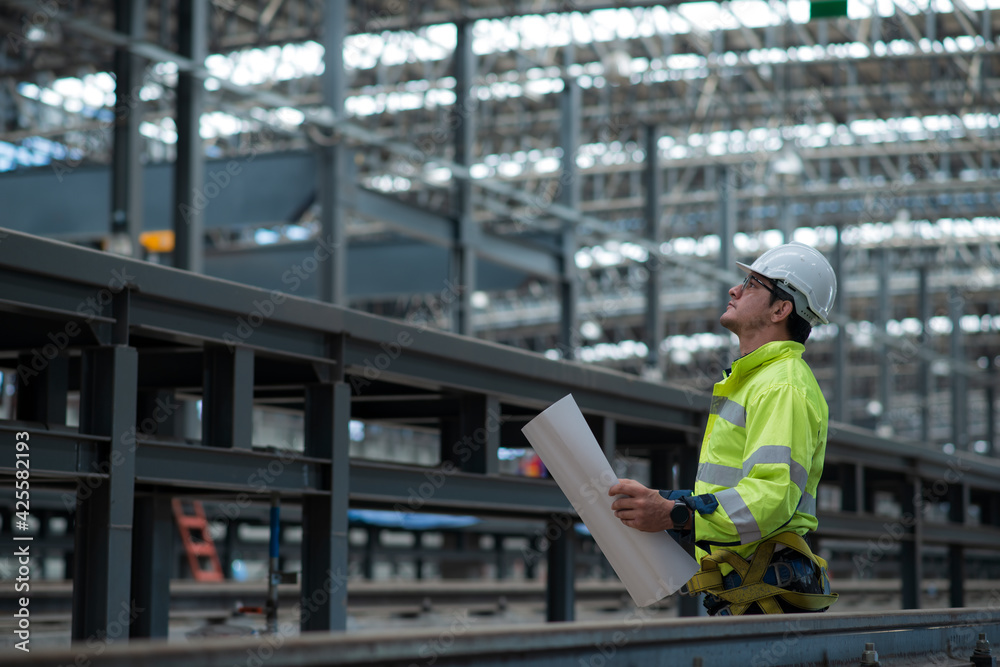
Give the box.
[693,340,828,564]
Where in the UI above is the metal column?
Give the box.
[947,483,968,607]
[130,492,173,638]
[546,514,575,622]
[440,394,500,475]
[450,20,476,335]
[899,477,923,609]
[988,377,996,457]
[676,443,702,617]
[643,124,664,376]
[649,450,670,490]
[72,346,139,642]
[318,0,349,305]
[558,53,581,360]
[918,264,933,443]
[173,0,207,273]
[301,380,351,632]
[584,414,616,464]
[202,345,254,449]
[494,535,507,580]
[111,0,145,255]
[717,167,736,333]
[877,248,891,432]
[832,226,848,423]
[950,289,967,451]
[131,387,187,638]
[839,463,863,513]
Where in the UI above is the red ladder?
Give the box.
[171,499,224,582]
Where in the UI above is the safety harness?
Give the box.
[685,532,839,615]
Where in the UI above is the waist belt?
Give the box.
[684,532,839,615]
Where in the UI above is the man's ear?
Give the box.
[771,300,794,324]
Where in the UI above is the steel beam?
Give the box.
[877,248,891,433]
[439,394,501,475]
[349,461,573,518]
[129,492,173,638]
[643,123,663,376]
[584,414,616,464]
[110,0,145,255]
[951,285,968,452]
[989,378,997,458]
[318,0,349,305]
[545,515,575,622]
[948,482,968,608]
[716,167,736,334]
[300,381,350,632]
[674,441,702,617]
[71,345,139,643]
[173,0,207,273]
[557,58,581,360]
[30,604,1000,667]
[919,264,932,443]
[831,226,848,424]
[0,157,560,282]
[202,345,254,449]
[899,476,923,609]
[450,20,476,336]
[134,441,323,493]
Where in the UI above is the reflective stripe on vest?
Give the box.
[711,396,747,428]
[698,446,809,497]
[716,487,762,543]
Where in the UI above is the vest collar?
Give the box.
[725,340,805,380]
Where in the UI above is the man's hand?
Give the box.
[608,478,677,532]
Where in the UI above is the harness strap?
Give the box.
[685,532,839,615]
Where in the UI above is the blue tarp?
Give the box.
[348,509,480,530]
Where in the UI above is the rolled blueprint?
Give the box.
[521,394,700,606]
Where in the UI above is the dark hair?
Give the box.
[769,282,812,344]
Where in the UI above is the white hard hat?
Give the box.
[736,241,837,326]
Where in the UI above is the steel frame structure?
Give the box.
[1,230,1000,642]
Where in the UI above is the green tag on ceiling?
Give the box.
[810,0,848,19]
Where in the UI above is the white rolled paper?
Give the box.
[521,394,700,606]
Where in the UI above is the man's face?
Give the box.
[720,272,780,335]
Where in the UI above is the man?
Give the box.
[609,241,839,615]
